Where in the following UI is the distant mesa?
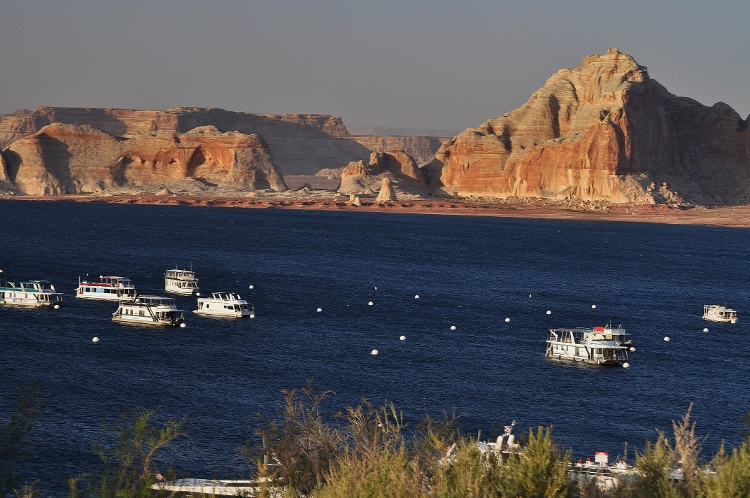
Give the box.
[1,122,286,196]
[1,48,749,205]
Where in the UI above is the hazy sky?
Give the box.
[1,1,747,132]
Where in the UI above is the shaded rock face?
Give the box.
[352,135,447,166]
[0,107,371,175]
[339,151,426,196]
[2,123,286,195]
[426,48,750,204]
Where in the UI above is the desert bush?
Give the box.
[69,408,183,498]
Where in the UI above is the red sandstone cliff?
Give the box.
[0,107,371,176]
[424,48,750,205]
[2,123,286,195]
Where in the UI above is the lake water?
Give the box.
[2,199,750,494]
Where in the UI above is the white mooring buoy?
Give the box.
[505,317,511,323]
[368,301,374,306]
[317,307,322,313]
[546,310,552,315]
[92,337,99,343]
[196,292,201,297]
[623,362,630,368]
[370,349,379,356]
[450,325,457,331]
[664,336,670,342]
[399,335,406,341]
[250,312,256,319]
[54,304,60,310]
[703,327,709,332]
[414,294,420,299]
[592,304,597,309]
[249,284,254,290]
[630,347,636,352]
[180,322,187,328]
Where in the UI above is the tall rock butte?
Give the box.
[424,48,750,204]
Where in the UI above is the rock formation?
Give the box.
[424,48,750,205]
[339,151,426,196]
[0,107,372,176]
[352,135,447,166]
[376,177,396,202]
[2,123,286,195]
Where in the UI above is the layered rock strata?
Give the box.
[2,123,286,195]
[425,48,750,205]
[0,107,371,175]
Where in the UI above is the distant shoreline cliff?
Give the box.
[2,49,749,204]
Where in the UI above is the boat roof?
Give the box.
[133,295,176,303]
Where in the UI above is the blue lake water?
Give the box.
[2,199,750,494]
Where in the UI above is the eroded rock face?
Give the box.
[2,123,286,195]
[426,48,750,204]
[0,107,371,175]
[339,151,426,196]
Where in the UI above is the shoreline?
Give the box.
[4,194,750,228]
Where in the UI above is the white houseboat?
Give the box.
[703,304,737,323]
[76,275,137,301]
[546,327,629,366]
[164,268,199,296]
[0,280,63,308]
[194,292,253,318]
[112,296,185,327]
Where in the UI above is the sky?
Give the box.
[1,0,748,133]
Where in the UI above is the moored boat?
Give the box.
[112,295,185,327]
[76,275,137,301]
[0,280,63,308]
[164,268,199,296]
[194,292,253,318]
[703,304,737,323]
[546,327,629,366]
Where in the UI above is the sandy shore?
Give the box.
[5,194,750,228]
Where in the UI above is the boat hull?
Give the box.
[546,354,626,366]
[112,316,183,327]
[194,309,250,318]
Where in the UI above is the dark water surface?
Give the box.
[2,200,750,494]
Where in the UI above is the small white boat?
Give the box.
[164,268,199,296]
[703,304,737,323]
[76,275,137,301]
[194,292,253,318]
[151,478,281,497]
[570,452,636,491]
[546,327,629,366]
[112,296,185,327]
[0,280,63,308]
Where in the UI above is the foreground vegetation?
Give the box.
[4,382,750,497]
